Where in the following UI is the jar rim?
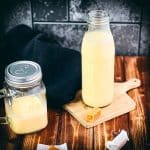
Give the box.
[87,10,109,25]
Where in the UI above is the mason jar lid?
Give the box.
[5,61,42,88]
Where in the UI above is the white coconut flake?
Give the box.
[106,130,129,150]
[37,143,67,150]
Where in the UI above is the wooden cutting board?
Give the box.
[64,78,141,128]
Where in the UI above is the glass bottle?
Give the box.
[81,10,115,107]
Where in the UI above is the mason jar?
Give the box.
[0,61,48,134]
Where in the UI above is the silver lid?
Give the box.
[5,61,42,88]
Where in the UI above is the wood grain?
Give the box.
[94,56,130,150]
[0,56,150,150]
[57,110,93,150]
[124,56,150,150]
[22,109,60,150]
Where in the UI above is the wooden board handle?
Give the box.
[115,78,141,93]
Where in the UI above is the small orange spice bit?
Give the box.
[85,107,101,122]
[48,145,59,150]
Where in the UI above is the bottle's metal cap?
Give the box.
[5,61,42,88]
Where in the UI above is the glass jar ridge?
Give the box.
[87,10,109,25]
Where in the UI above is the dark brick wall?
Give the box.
[0,0,150,55]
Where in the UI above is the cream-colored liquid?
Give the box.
[5,95,48,134]
[81,30,115,107]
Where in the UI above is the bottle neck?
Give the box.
[88,22,110,31]
[87,10,110,31]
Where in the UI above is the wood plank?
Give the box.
[115,56,125,82]
[22,109,60,150]
[94,56,130,150]
[0,56,150,150]
[124,56,150,149]
[57,110,93,150]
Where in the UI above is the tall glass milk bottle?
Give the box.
[81,10,115,107]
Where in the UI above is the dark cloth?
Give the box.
[0,25,81,108]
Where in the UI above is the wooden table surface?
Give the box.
[0,56,150,150]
